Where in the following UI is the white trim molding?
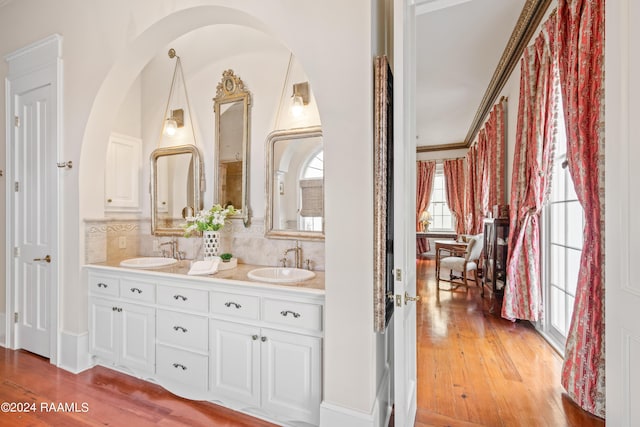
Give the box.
[58,331,92,374]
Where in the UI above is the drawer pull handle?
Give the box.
[97,283,108,288]
[172,363,187,371]
[280,310,301,318]
[130,287,142,294]
[224,301,242,309]
[261,336,267,342]
[173,326,188,333]
[252,334,259,341]
[173,294,188,301]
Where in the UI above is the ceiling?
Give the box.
[415,0,527,150]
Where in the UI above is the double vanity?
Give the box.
[85,260,324,426]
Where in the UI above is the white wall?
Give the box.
[0,0,382,421]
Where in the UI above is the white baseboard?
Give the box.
[320,366,391,427]
[0,313,5,347]
[58,331,93,373]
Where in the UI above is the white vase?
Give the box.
[203,230,220,259]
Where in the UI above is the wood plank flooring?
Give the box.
[414,258,605,427]
[0,348,277,426]
[0,259,606,426]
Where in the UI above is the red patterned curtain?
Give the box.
[475,130,488,230]
[502,15,557,322]
[443,159,466,235]
[557,0,605,417]
[416,161,436,254]
[464,146,478,234]
[484,101,507,207]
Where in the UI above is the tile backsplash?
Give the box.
[84,217,325,271]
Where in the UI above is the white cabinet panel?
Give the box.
[156,344,208,393]
[120,303,155,372]
[105,133,142,212]
[157,309,208,352]
[89,297,118,362]
[261,328,321,425]
[157,284,209,313]
[210,320,261,406]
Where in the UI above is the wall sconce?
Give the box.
[291,82,309,117]
[164,108,184,136]
[161,48,195,140]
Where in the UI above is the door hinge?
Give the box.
[14,116,20,127]
[395,268,402,281]
[14,181,19,192]
[14,312,18,323]
[13,247,20,257]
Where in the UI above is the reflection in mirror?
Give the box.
[266,126,324,241]
[150,145,203,236]
[214,70,251,226]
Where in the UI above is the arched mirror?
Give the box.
[150,145,203,236]
[214,69,251,226]
[266,126,324,241]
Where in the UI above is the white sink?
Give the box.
[247,267,316,284]
[120,257,178,269]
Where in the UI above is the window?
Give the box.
[298,149,323,232]
[426,165,454,232]
[543,99,583,352]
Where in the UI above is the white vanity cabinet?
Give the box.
[88,274,156,375]
[86,266,324,426]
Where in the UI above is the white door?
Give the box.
[393,0,418,425]
[605,1,640,425]
[12,82,56,358]
[119,302,155,372]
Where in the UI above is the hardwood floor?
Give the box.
[0,348,276,426]
[415,258,605,427]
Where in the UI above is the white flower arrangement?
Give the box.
[183,204,236,237]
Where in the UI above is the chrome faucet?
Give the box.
[283,241,302,269]
[160,238,183,260]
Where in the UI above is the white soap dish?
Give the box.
[217,257,238,270]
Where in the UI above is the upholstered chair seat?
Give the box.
[436,233,484,290]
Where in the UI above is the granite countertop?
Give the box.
[86,259,325,293]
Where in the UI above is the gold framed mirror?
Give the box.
[213,69,251,227]
[150,144,203,236]
[265,126,324,241]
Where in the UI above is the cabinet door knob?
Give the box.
[252,335,259,341]
[261,336,267,342]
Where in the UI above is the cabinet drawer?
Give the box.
[157,310,208,352]
[210,291,259,320]
[89,275,119,297]
[262,299,323,332]
[120,279,155,303]
[156,344,208,392]
[157,285,208,313]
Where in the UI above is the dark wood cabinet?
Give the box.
[482,218,509,300]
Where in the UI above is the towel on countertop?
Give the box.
[187,258,220,276]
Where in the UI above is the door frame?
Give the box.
[4,34,63,365]
[392,0,418,426]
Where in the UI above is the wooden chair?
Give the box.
[436,234,484,290]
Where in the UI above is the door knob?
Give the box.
[33,255,51,263]
[405,291,421,305]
